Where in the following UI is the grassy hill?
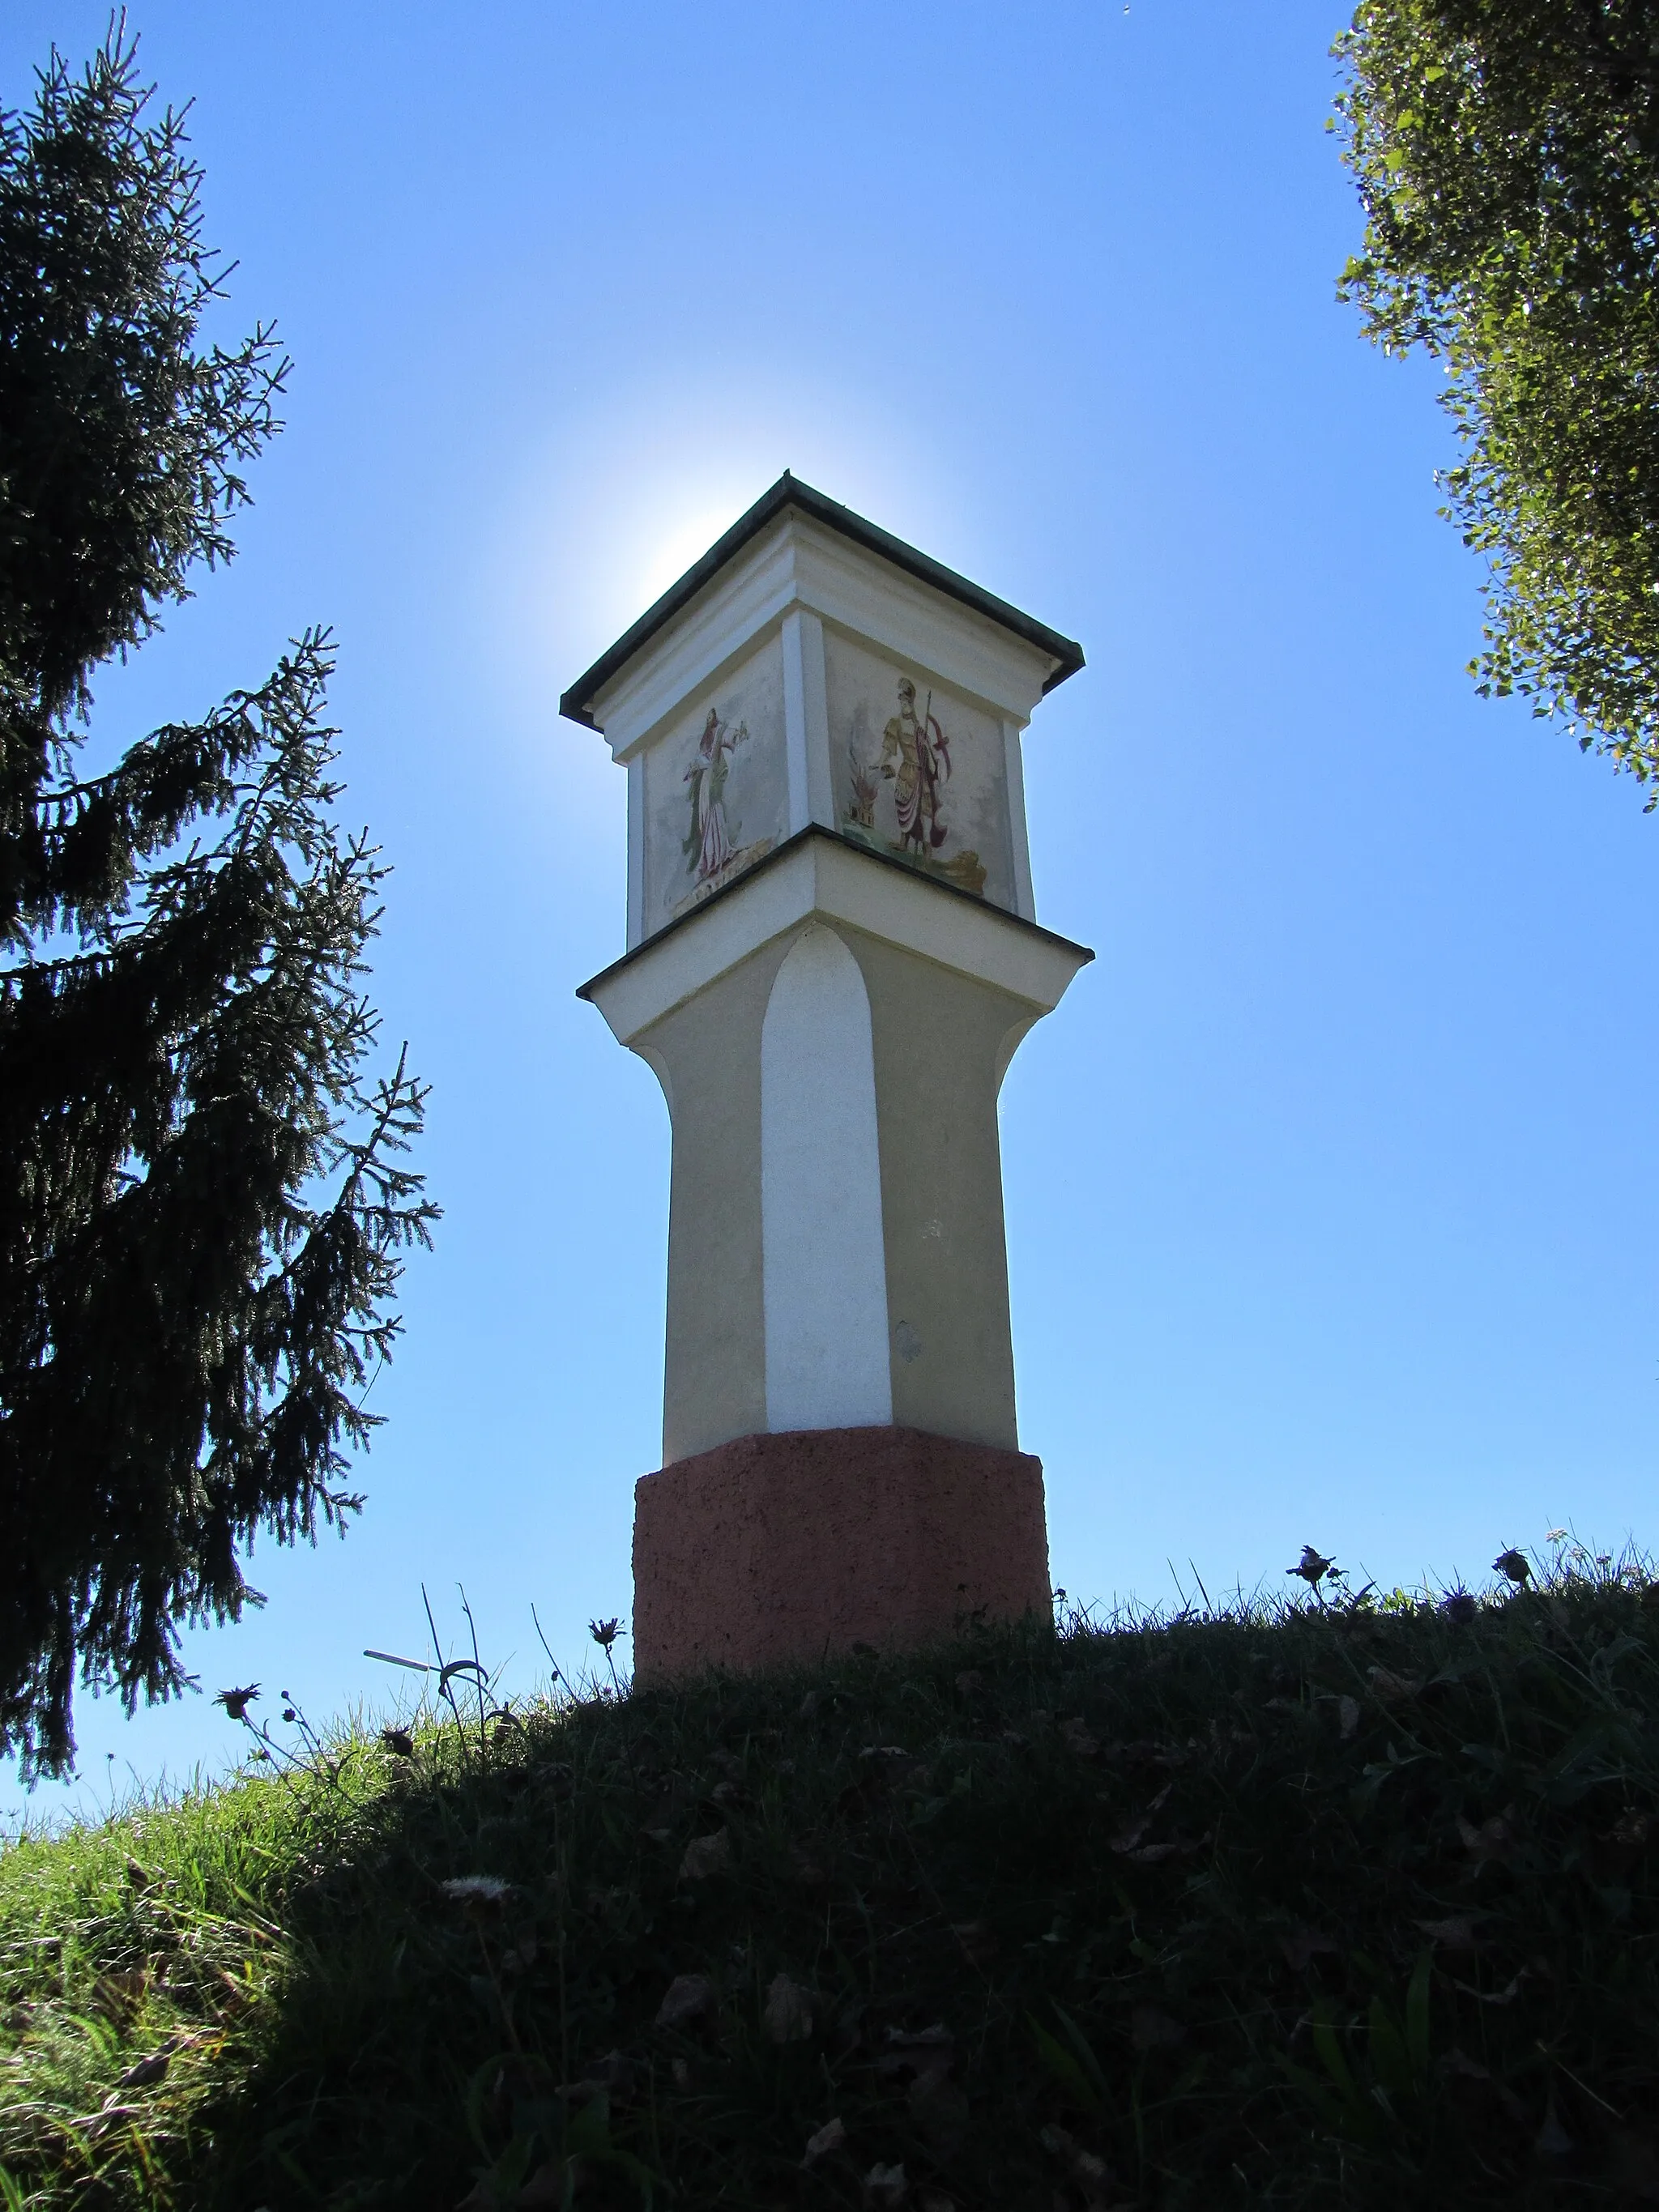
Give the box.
[2,1558,1657,2210]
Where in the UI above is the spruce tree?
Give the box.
[0,32,436,1779]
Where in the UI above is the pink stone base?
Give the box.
[632,1425,1051,1684]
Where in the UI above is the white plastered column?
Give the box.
[760,925,892,1431]
[779,607,834,834]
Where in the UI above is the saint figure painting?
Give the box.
[842,669,987,899]
[881,676,951,854]
[682,707,748,883]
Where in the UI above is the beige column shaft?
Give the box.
[631,917,1044,1464]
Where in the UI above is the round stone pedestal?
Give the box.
[631,1424,1051,1684]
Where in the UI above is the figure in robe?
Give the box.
[682,707,748,882]
[880,676,951,854]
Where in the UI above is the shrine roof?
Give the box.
[557,471,1085,731]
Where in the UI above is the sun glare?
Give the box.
[633,497,757,611]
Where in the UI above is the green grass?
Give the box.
[4,1559,1659,2210]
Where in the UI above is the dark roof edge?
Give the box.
[558,471,1085,731]
[575,821,1095,1004]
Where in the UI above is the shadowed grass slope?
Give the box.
[2,1564,1659,2210]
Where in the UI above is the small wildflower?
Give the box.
[589,1617,621,1650]
[1443,1588,1478,1625]
[1545,1528,1568,1543]
[214,1685,260,1721]
[1287,1546,1336,1588]
[1493,1549,1531,1584]
[441,1875,514,1907]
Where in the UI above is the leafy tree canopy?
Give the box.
[0,31,435,1779]
[1336,0,1659,795]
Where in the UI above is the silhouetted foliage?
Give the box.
[0,30,435,1780]
[1337,0,1659,795]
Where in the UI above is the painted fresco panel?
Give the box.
[641,638,787,937]
[824,630,1015,911]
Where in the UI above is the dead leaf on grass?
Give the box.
[1040,2125,1120,2211]
[1130,2006,1184,2050]
[1536,2096,1574,2159]
[1610,2128,1659,2201]
[951,1919,998,1967]
[789,1843,829,1888]
[655,1972,715,2031]
[561,2049,642,2103]
[1108,1784,1172,1855]
[1438,2048,1528,2124]
[501,1932,538,1974]
[1453,1967,1529,2006]
[762,1973,815,2044]
[678,1830,731,1882]
[877,2023,954,2082]
[1456,1806,1518,1866]
[1367,1666,1423,1703]
[116,2041,175,2090]
[514,2162,565,2210]
[803,2116,847,2165]
[1060,1717,1100,1758]
[863,2163,909,2208]
[1122,1836,1205,1865]
[1598,1809,1653,1878]
[1416,1916,1478,1952]
[909,2067,970,2155]
[1279,1927,1338,1971]
[93,1966,151,2021]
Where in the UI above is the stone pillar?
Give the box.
[564,474,1091,1678]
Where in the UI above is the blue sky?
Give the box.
[5,0,1654,1823]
